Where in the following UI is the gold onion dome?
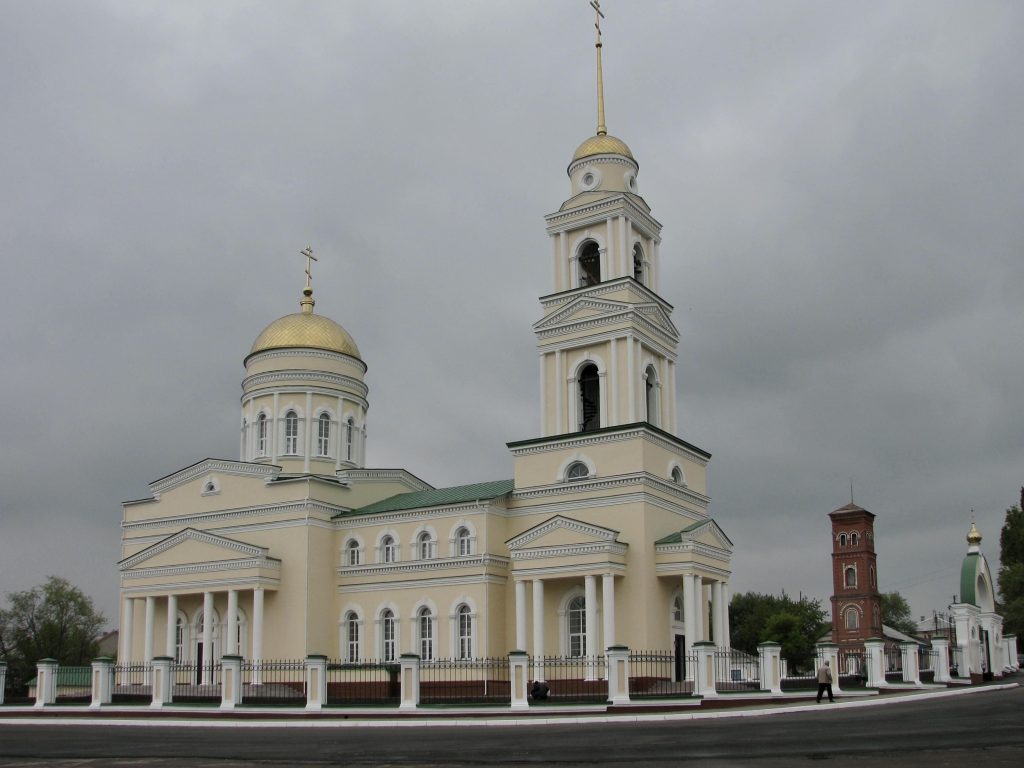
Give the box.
[572,133,634,162]
[249,288,361,360]
[966,521,982,546]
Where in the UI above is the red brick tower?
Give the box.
[829,503,882,647]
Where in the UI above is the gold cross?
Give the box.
[300,246,318,289]
[590,1,604,45]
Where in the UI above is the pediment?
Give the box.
[657,519,733,551]
[148,458,279,498]
[534,297,678,339]
[507,515,621,551]
[119,528,270,571]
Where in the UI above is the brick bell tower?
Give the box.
[829,503,882,647]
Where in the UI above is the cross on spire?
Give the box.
[300,246,318,290]
[590,1,607,136]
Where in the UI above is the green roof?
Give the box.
[335,479,514,518]
[655,520,710,545]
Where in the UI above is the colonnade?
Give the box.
[120,587,265,684]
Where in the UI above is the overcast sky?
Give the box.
[1,0,1021,631]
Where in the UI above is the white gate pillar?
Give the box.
[901,641,921,686]
[931,637,951,683]
[90,657,114,708]
[399,654,420,711]
[220,655,243,709]
[864,638,886,687]
[606,646,630,706]
[509,650,529,711]
[305,654,327,710]
[816,643,841,694]
[151,656,173,707]
[757,642,782,694]
[693,642,717,698]
[34,659,58,708]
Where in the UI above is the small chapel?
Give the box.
[116,11,734,679]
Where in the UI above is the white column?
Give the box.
[652,239,660,292]
[303,392,313,473]
[684,577,700,655]
[335,396,344,471]
[598,371,608,428]
[165,594,177,658]
[532,578,545,682]
[610,338,619,425]
[144,596,156,663]
[585,575,598,680]
[202,591,214,685]
[538,354,547,436]
[515,581,527,651]
[226,589,238,656]
[619,214,628,277]
[121,598,135,663]
[711,580,724,648]
[551,231,559,289]
[554,350,563,434]
[604,217,613,278]
[668,361,677,434]
[626,336,635,421]
[252,587,264,685]
[602,573,616,650]
[721,583,732,650]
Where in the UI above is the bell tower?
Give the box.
[829,503,882,648]
[536,2,678,438]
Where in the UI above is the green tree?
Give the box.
[0,576,106,693]
[879,591,917,636]
[998,487,1024,647]
[729,591,828,671]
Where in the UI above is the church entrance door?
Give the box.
[195,642,204,685]
[674,635,686,682]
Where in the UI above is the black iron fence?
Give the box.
[628,650,693,699]
[111,663,150,703]
[532,656,608,702]
[325,659,400,706]
[713,650,760,692]
[171,662,222,703]
[419,657,510,705]
[240,660,305,706]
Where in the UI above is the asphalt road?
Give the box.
[0,685,1022,767]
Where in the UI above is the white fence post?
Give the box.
[930,637,951,683]
[34,659,58,708]
[0,661,6,705]
[90,657,114,708]
[220,655,243,710]
[693,642,717,698]
[399,654,420,711]
[509,651,529,711]
[757,642,782,694]
[901,641,921,686]
[151,657,173,707]
[606,646,630,706]
[864,638,886,688]
[305,655,327,711]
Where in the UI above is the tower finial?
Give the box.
[299,245,318,314]
[590,1,607,136]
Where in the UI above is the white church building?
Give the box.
[117,17,734,679]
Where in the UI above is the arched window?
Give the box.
[418,607,434,661]
[568,596,586,657]
[845,608,859,630]
[381,535,398,564]
[317,413,331,456]
[839,533,847,547]
[256,414,268,456]
[174,617,185,663]
[844,567,856,588]
[869,565,876,587]
[578,364,600,432]
[672,594,684,624]
[344,612,360,662]
[381,609,396,661]
[851,532,859,547]
[345,417,354,461]
[633,243,644,284]
[873,605,880,630]
[345,539,361,567]
[644,365,659,427]
[578,241,601,287]
[455,527,472,556]
[566,461,590,481]
[417,531,434,560]
[671,466,684,485]
[284,410,299,455]
[457,605,473,660]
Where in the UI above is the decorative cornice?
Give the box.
[654,562,732,579]
[334,501,498,528]
[121,500,346,533]
[119,527,271,570]
[246,347,367,373]
[337,554,510,578]
[539,276,672,313]
[148,459,280,497]
[509,474,710,512]
[242,370,369,398]
[121,557,281,580]
[545,195,662,240]
[534,302,679,344]
[337,468,433,491]
[507,424,711,466]
[509,562,627,579]
[655,541,732,563]
[336,574,507,593]
[510,541,628,561]
[120,574,281,595]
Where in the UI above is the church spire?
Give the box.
[591,1,607,136]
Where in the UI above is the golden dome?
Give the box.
[249,290,360,360]
[572,133,634,162]
[966,521,982,546]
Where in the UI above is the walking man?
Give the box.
[816,659,835,703]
